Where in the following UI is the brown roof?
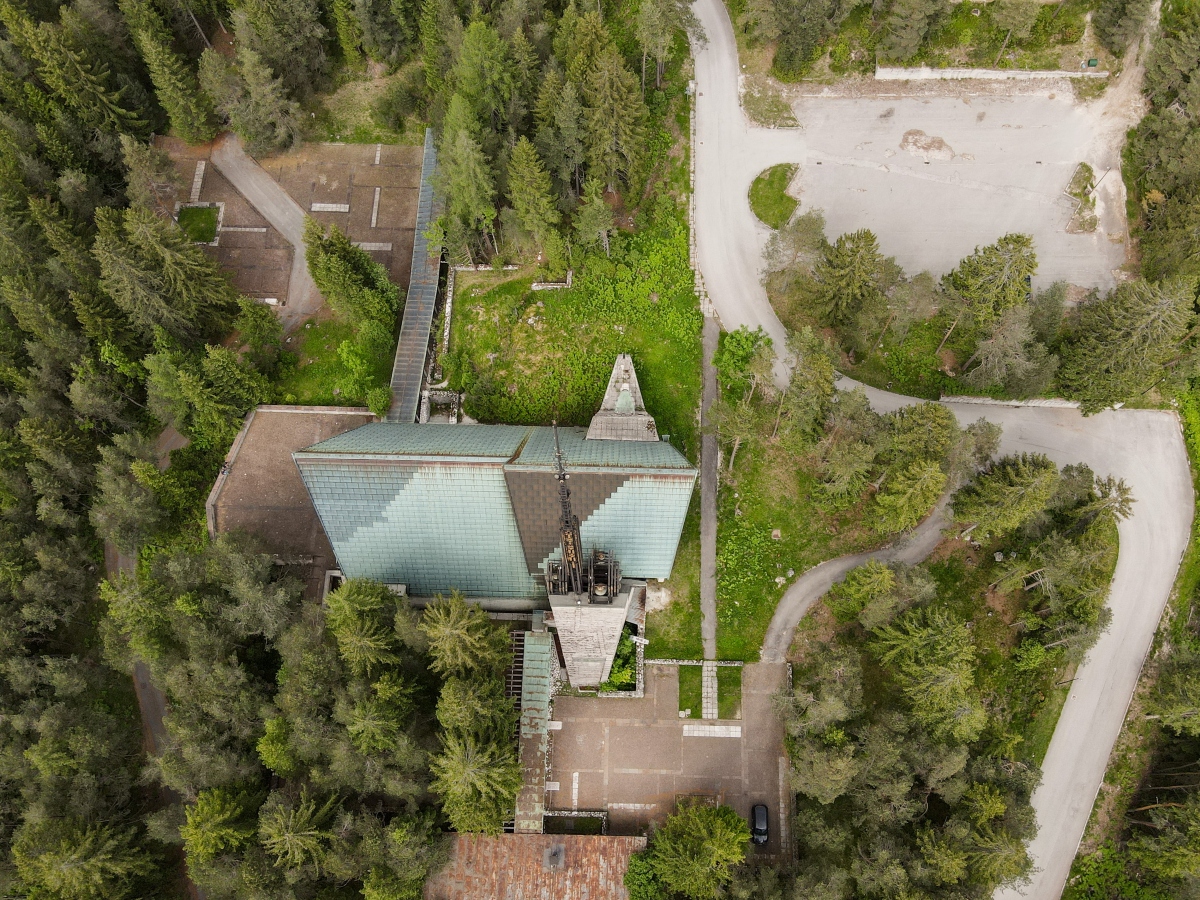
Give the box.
[424,834,646,900]
[206,405,375,598]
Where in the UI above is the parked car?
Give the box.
[751,804,768,845]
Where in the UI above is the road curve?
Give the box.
[690,3,1195,896]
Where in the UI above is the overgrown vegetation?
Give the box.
[709,324,1001,659]
[760,452,1124,898]
[726,0,1103,79]
[443,204,703,457]
[765,211,1200,412]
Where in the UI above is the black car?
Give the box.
[750,804,768,845]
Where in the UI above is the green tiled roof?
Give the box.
[298,423,695,471]
[298,423,532,460]
[513,426,693,471]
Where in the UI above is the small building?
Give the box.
[423,834,646,900]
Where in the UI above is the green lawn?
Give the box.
[678,665,702,718]
[645,492,703,660]
[274,317,394,406]
[748,165,798,229]
[717,666,742,720]
[716,440,882,661]
[177,205,218,243]
[443,213,703,461]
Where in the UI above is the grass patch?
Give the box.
[678,665,703,718]
[748,164,799,230]
[742,77,798,127]
[177,205,217,243]
[443,210,703,461]
[544,815,605,835]
[646,492,703,660]
[274,317,394,406]
[304,73,424,145]
[716,442,882,662]
[717,666,742,720]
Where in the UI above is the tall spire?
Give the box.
[552,423,584,595]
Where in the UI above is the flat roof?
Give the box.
[205,405,376,598]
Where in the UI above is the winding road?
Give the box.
[690,2,1195,897]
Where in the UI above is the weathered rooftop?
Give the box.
[297,424,693,471]
[205,405,376,598]
[423,834,646,900]
[585,354,659,442]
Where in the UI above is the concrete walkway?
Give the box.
[700,317,719,660]
[210,134,321,333]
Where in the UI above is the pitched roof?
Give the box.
[296,424,694,472]
[424,834,646,900]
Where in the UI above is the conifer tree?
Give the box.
[574,178,614,256]
[814,228,885,326]
[951,453,1060,539]
[1059,277,1196,414]
[332,0,365,65]
[120,0,214,144]
[874,460,947,534]
[945,233,1037,330]
[11,819,154,900]
[507,137,561,260]
[583,45,646,190]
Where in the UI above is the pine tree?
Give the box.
[583,46,647,190]
[233,45,301,153]
[419,591,512,678]
[120,0,215,144]
[574,177,614,256]
[1059,278,1196,414]
[119,134,183,214]
[951,453,1060,539]
[646,803,751,900]
[258,789,340,872]
[135,32,216,144]
[506,137,560,257]
[814,228,885,326]
[11,819,154,900]
[636,0,700,90]
[332,0,364,66]
[234,0,328,98]
[452,20,516,132]
[945,233,1037,330]
[303,218,400,329]
[180,787,261,863]
[429,733,523,834]
[13,9,148,136]
[439,127,497,258]
[874,460,946,534]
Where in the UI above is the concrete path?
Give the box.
[760,493,952,663]
[700,317,719,659]
[691,0,1193,893]
[210,134,322,333]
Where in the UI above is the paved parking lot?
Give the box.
[547,663,791,861]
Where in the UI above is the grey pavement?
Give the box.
[692,0,1143,386]
[691,0,1192,893]
[547,662,790,861]
[700,317,719,660]
[210,134,322,333]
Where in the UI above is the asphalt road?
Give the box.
[211,134,322,333]
[691,1,1195,893]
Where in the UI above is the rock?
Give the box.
[772,529,782,540]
